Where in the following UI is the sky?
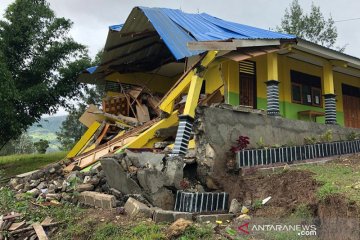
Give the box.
[1,0,360,116]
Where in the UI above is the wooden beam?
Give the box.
[187,41,236,50]
[188,39,280,50]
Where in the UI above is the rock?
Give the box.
[100,158,142,195]
[153,209,193,223]
[195,184,205,193]
[137,169,165,193]
[36,182,47,190]
[48,184,56,193]
[29,180,40,188]
[24,183,32,191]
[76,184,94,192]
[62,181,69,192]
[83,176,91,184]
[166,218,193,238]
[61,193,72,201]
[53,180,63,190]
[46,193,61,201]
[124,197,152,219]
[154,141,172,149]
[48,167,56,174]
[14,184,24,191]
[27,188,40,197]
[88,176,100,186]
[164,157,184,189]
[66,171,81,182]
[110,188,123,199]
[149,187,175,210]
[229,199,241,214]
[9,178,20,188]
[125,150,165,171]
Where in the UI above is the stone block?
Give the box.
[124,197,152,219]
[78,191,116,209]
[153,209,193,223]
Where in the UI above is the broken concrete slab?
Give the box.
[148,187,175,211]
[76,183,94,192]
[153,209,193,223]
[124,197,152,219]
[100,158,142,195]
[137,169,166,194]
[163,156,184,189]
[195,214,235,223]
[78,191,116,209]
[125,150,165,171]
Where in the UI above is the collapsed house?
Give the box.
[61,7,360,210]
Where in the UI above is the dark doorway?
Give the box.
[239,61,257,108]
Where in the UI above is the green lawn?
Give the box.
[295,159,360,203]
[0,151,66,179]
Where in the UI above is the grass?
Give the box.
[295,163,360,202]
[0,187,82,223]
[0,151,66,178]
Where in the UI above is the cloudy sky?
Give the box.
[1,0,359,115]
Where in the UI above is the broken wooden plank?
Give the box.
[32,222,48,240]
[136,104,150,122]
[8,221,26,231]
[2,213,21,220]
[79,104,104,128]
[40,217,53,226]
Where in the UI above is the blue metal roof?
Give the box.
[137,7,296,60]
[109,24,123,32]
[86,66,98,74]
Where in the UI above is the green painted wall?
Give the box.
[257,97,345,126]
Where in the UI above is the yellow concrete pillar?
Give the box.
[323,61,335,94]
[183,74,204,118]
[265,52,280,116]
[322,61,337,124]
[267,52,279,81]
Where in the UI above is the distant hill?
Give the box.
[28,115,67,152]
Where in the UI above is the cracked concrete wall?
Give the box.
[193,105,360,180]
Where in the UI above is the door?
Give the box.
[342,84,360,128]
[239,61,256,108]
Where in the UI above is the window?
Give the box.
[290,70,322,107]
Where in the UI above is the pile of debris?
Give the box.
[0,213,59,240]
[8,160,109,206]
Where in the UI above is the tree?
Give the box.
[0,133,35,156]
[34,139,49,154]
[277,0,338,48]
[0,0,90,149]
[56,51,104,151]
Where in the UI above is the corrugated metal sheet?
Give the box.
[139,7,295,59]
[80,6,296,82]
[107,6,295,61]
